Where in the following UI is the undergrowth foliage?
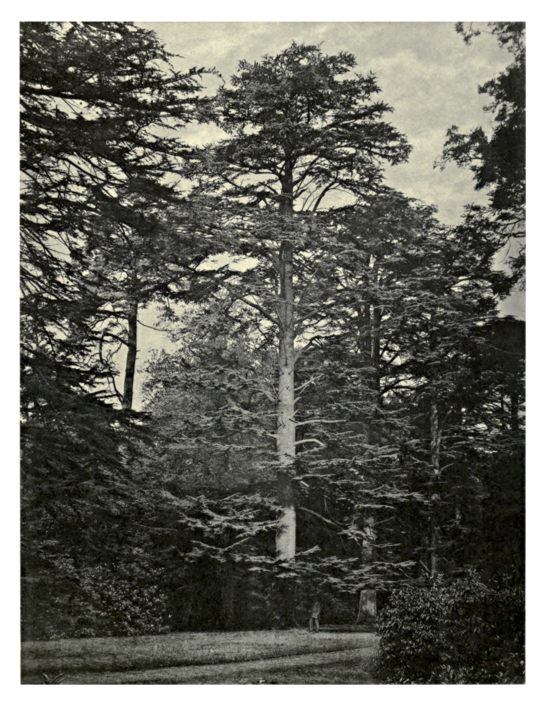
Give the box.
[374,570,524,684]
[22,562,170,640]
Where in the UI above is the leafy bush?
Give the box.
[374,570,524,684]
[22,560,170,640]
[70,564,171,637]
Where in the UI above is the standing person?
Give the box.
[309,600,321,632]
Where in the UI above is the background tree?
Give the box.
[141,300,283,628]
[433,21,525,584]
[438,22,526,281]
[20,21,213,411]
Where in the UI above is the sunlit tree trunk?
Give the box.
[372,304,382,404]
[276,188,297,560]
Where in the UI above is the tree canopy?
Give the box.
[438,22,526,280]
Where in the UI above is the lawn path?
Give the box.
[61,641,379,684]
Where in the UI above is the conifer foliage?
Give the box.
[438,22,526,280]
[20,22,207,638]
[195,42,411,560]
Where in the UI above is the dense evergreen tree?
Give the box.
[195,42,411,559]
[20,21,211,638]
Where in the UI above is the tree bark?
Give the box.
[355,300,381,617]
[221,569,236,629]
[276,182,297,560]
[122,300,139,410]
[429,398,442,577]
[356,589,377,623]
[276,236,297,560]
[356,516,377,623]
[371,304,382,406]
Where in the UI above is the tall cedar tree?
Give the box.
[198,42,411,559]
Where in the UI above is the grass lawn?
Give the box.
[21,629,379,684]
[193,659,380,685]
[211,661,380,685]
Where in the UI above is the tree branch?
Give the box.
[297,506,345,529]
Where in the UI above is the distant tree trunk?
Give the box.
[429,398,442,577]
[275,184,297,561]
[356,589,377,623]
[122,300,138,410]
[356,516,377,623]
[356,301,381,620]
[371,304,382,405]
[509,385,520,433]
[221,569,236,629]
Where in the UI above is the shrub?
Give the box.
[374,570,524,684]
[22,560,171,640]
[70,564,171,637]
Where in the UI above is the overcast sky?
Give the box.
[139,22,512,225]
[126,22,524,407]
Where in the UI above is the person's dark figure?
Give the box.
[309,600,321,632]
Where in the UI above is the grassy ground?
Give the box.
[21,629,379,684]
[228,661,379,684]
